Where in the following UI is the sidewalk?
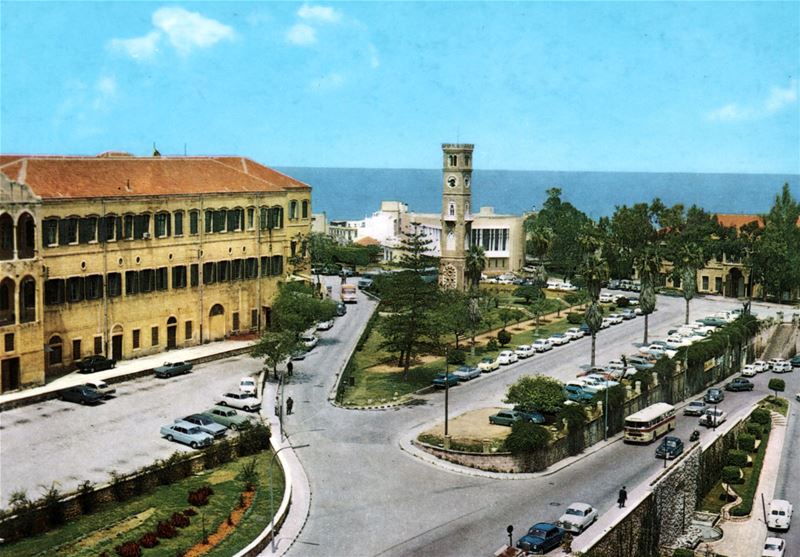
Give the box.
[0,338,254,410]
[703,411,788,557]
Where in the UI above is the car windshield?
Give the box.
[187,427,203,435]
[528,528,549,537]
[665,439,678,447]
[690,402,704,407]
[764,542,780,550]
[565,508,583,516]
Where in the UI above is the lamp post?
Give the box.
[603,374,609,442]
[444,346,450,437]
[713,403,718,432]
[269,443,309,551]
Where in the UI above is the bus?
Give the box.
[340,284,358,303]
[623,402,676,444]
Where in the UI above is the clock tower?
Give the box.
[439,143,473,290]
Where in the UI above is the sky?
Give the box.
[1,1,798,173]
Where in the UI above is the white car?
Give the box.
[762,537,785,557]
[316,318,334,331]
[515,345,535,359]
[605,360,635,377]
[497,350,518,365]
[549,333,570,346]
[600,318,613,329]
[771,359,792,373]
[644,344,668,358]
[766,499,793,531]
[452,365,481,381]
[83,379,116,398]
[741,365,757,378]
[753,360,769,373]
[565,327,585,340]
[700,408,727,427]
[218,392,261,412]
[300,332,319,350]
[599,293,614,303]
[557,502,598,534]
[608,313,623,324]
[584,374,620,390]
[532,339,553,352]
[478,357,500,372]
[239,377,257,394]
[665,336,690,350]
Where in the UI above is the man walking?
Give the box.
[287,360,293,377]
[286,396,294,415]
[618,486,628,508]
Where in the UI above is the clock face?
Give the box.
[447,175,458,188]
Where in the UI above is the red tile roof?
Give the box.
[715,214,764,230]
[355,236,380,246]
[0,154,309,200]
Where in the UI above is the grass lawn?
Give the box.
[4,451,284,557]
[761,395,789,416]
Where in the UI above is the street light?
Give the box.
[269,443,310,551]
[444,346,450,437]
[603,374,609,442]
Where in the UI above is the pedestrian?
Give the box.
[286,396,294,415]
[287,361,293,377]
[618,486,627,508]
[621,354,627,368]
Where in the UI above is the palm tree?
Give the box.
[674,243,705,324]
[465,244,487,290]
[635,246,662,344]
[527,226,553,262]
[579,253,610,366]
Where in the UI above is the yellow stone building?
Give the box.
[0,153,311,392]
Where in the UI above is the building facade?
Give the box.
[0,153,311,392]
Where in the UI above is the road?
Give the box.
[281,283,790,557]
[772,364,800,551]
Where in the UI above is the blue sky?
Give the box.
[1,2,798,173]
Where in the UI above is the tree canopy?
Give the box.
[504,375,566,413]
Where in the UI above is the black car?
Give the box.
[336,301,347,316]
[655,436,684,459]
[725,378,754,392]
[516,522,565,554]
[703,388,725,404]
[58,385,104,405]
[513,407,547,424]
[76,355,116,373]
[154,361,193,378]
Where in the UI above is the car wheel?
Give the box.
[190,441,198,449]
[219,401,228,406]
[166,434,173,442]
[244,406,251,412]
[229,424,238,431]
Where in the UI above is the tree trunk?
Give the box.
[685,298,690,324]
[591,332,596,367]
[643,314,649,345]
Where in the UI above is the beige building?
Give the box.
[0,153,311,392]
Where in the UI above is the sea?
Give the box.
[276,167,800,222]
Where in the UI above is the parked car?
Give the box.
[621,309,637,320]
[599,293,614,303]
[478,357,500,372]
[154,361,193,378]
[608,313,623,325]
[83,379,116,398]
[178,414,228,438]
[762,537,785,557]
[357,277,373,289]
[642,344,668,358]
[160,421,214,449]
[432,372,459,388]
[579,323,591,335]
[565,327,585,340]
[753,360,769,373]
[335,301,347,316]
[239,377,257,395]
[683,400,708,416]
[700,408,727,427]
[665,336,690,350]
[452,365,481,381]
[515,344,535,359]
[771,359,792,373]
[628,355,655,371]
[564,381,597,402]
[76,354,116,373]
[742,364,758,377]
[704,388,725,404]
[489,410,526,426]
[766,499,793,531]
[791,355,800,368]
[725,377,754,391]
[516,522,566,554]
[531,339,552,353]
[557,503,598,534]
[300,332,319,350]
[549,333,570,346]
[584,374,620,390]
[513,407,546,424]
[600,318,613,329]
[201,406,252,430]
[218,392,261,412]
[497,350,519,364]
[655,436,684,459]
[316,318,334,331]
[58,385,104,405]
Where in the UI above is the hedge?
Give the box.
[746,423,763,439]
[750,408,770,425]
[726,449,748,468]
[722,466,743,484]
[731,425,771,516]
[566,312,583,325]
[738,433,756,453]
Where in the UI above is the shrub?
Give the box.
[156,520,178,539]
[746,422,763,439]
[486,338,499,351]
[738,433,756,452]
[768,378,785,397]
[504,421,551,454]
[566,312,583,325]
[114,541,142,557]
[751,408,771,425]
[139,532,159,548]
[497,329,512,346]
[187,485,214,507]
[239,457,259,491]
[238,422,271,456]
[78,480,96,515]
[722,466,742,484]
[726,449,747,468]
[673,550,695,557]
[41,482,65,528]
[183,508,197,516]
[447,349,466,365]
[171,512,190,528]
[616,297,630,307]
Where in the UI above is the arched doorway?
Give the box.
[0,278,15,325]
[0,214,13,260]
[47,335,63,372]
[19,277,35,323]
[17,213,35,259]
[167,316,178,349]
[111,324,124,361]
[209,304,226,340]
[727,268,745,298]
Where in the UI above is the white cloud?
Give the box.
[287,23,317,45]
[708,79,798,121]
[108,31,161,60]
[368,43,380,69]
[153,7,235,54]
[310,72,345,91]
[297,4,341,23]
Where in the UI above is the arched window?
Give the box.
[173,211,184,236]
[79,216,98,244]
[42,218,59,247]
[213,209,226,233]
[58,217,79,245]
[0,213,14,259]
[19,277,35,323]
[0,278,15,325]
[17,212,35,259]
[227,208,243,232]
[48,335,63,365]
[209,303,224,317]
[301,200,309,219]
[189,210,199,235]
[155,212,171,238]
[289,201,298,220]
[449,202,456,217]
